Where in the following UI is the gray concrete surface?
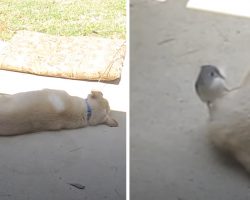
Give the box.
[0,48,127,199]
[131,0,250,199]
[0,115,125,200]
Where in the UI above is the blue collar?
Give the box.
[85,99,92,121]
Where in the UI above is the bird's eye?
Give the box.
[210,72,214,76]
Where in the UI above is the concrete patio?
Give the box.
[131,0,250,199]
[0,46,127,199]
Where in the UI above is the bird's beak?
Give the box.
[217,71,225,79]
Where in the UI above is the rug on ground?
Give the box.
[0,30,126,81]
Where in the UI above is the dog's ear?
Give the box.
[90,90,103,98]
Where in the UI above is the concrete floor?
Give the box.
[0,117,125,200]
[0,49,127,199]
[131,0,250,199]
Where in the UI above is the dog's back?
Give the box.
[0,89,85,135]
[209,73,250,172]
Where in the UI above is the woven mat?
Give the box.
[0,30,126,81]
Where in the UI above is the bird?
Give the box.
[195,65,229,109]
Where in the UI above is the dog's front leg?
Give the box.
[103,115,118,127]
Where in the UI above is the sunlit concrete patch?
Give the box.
[0,69,128,113]
[187,0,250,18]
[0,54,128,113]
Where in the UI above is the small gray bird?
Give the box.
[195,65,229,108]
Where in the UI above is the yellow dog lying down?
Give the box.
[0,89,118,136]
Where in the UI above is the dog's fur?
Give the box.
[208,72,250,172]
[0,89,118,136]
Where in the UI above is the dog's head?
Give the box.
[86,90,118,127]
[88,90,109,111]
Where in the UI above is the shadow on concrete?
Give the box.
[0,110,126,200]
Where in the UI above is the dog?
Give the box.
[0,89,118,136]
[207,70,250,172]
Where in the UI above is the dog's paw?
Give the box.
[105,118,118,127]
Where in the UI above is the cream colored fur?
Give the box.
[0,89,118,136]
[208,72,250,172]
